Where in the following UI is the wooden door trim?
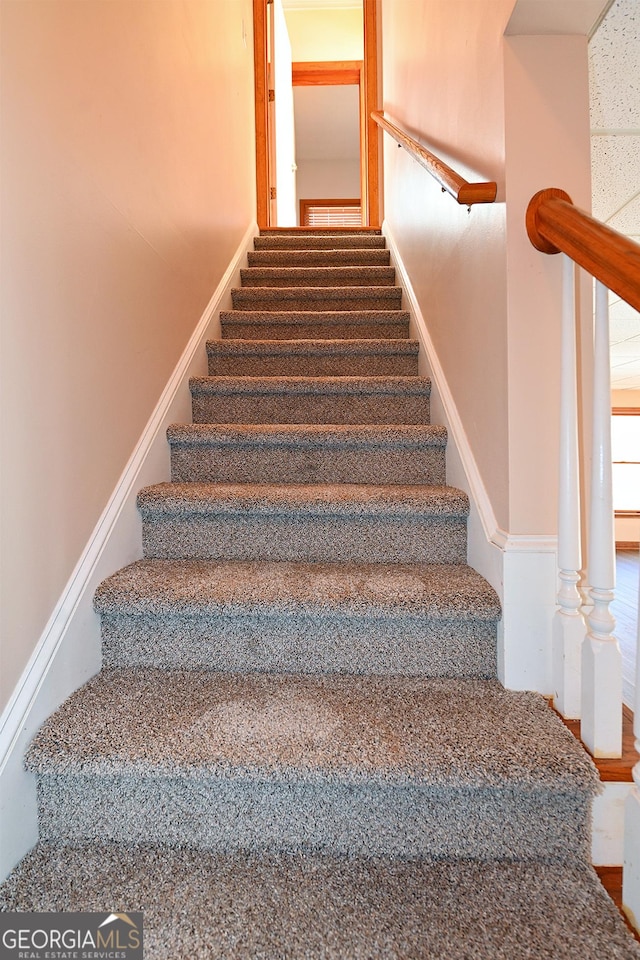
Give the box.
[363,0,380,226]
[253,0,269,228]
[253,0,380,228]
[292,61,362,86]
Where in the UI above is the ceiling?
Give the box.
[590,0,640,390]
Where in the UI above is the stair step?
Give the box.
[255,234,387,250]
[137,482,469,563]
[189,375,431,425]
[231,286,402,312]
[25,671,598,859]
[220,310,410,340]
[239,266,396,287]
[169,423,445,483]
[95,559,500,677]
[247,249,391,267]
[206,338,420,376]
[259,228,382,236]
[3,846,635,960]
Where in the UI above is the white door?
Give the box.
[269,0,297,226]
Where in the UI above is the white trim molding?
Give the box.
[383,220,557,695]
[0,221,258,881]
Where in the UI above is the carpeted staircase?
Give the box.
[2,228,639,959]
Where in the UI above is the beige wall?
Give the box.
[297,160,361,201]
[613,390,640,408]
[285,8,364,62]
[381,1,593,537]
[503,34,592,534]
[0,0,256,712]
[381,0,513,531]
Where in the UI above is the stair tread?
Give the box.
[137,482,469,517]
[254,234,387,249]
[189,375,430,395]
[221,309,410,322]
[167,423,446,445]
[94,559,500,619]
[232,285,402,296]
[259,228,382,235]
[25,670,598,793]
[240,266,396,286]
[207,338,419,355]
[247,249,391,266]
[2,845,636,960]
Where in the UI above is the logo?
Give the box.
[0,911,143,960]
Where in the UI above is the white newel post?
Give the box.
[581,280,622,757]
[623,550,640,932]
[552,255,584,718]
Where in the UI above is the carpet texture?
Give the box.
[220,309,411,340]
[2,845,639,960]
[206,337,420,376]
[3,227,637,958]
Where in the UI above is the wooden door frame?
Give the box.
[253,0,380,228]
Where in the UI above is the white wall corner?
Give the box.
[594,781,632,866]
[501,536,558,694]
[383,221,558,695]
[0,221,258,882]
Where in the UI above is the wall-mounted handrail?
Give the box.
[526,188,640,313]
[371,110,497,206]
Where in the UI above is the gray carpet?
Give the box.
[220,309,411,340]
[168,423,446,484]
[3,227,635,956]
[206,337,420,376]
[2,844,639,960]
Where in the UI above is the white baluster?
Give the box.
[623,546,640,931]
[552,255,584,718]
[581,281,622,757]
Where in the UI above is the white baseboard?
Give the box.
[383,221,557,694]
[0,221,257,881]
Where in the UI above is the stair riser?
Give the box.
[190,393,430,425]
[221,320,410,340]
[254,236,386,250]
[239,269,396,288]
[247,250,391,267]
[208,353,419,376]
[101,614,497,678]
[140,515,467,563]
[35,775,592,863]
[231,291,402,312]
[169,443,445,484]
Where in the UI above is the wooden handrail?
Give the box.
[371,110,497,206]
[526,188,640,313]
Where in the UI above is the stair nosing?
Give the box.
[136,482,470,518]
[167,423,445,446]
[25,670,599,795]
[220,310,410,321]
[188,375,430,396]
[206,338,420,355]
[94,559,501,621]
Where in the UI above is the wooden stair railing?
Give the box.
[527,188,640,313]
[526,186,640,932]
[371,110,497,206]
